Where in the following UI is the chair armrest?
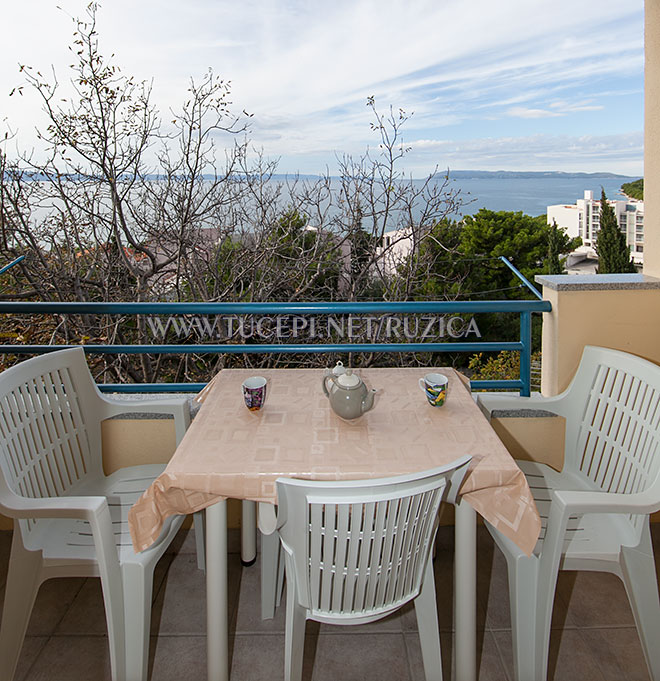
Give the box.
[99,396,191,445]
[476,392,566,420]
[0,488,108,521]
[258,502,278,535]
[553,488,660,515]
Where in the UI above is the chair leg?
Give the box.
[121,562,154,681]
[284,574,306,681]
[193,511,206,571]
[241,500,257,566]
[504,552,541,681]
[414,558,443,681]
[276,545,285,608]
[261,531,281,620]
[620,536,660,681]
[0,535,43,681]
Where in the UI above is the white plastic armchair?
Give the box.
[477,345,660,681]
[0,347,191,681]
[274,456,471,681]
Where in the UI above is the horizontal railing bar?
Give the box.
[470,379,523,391]
[98,378,524,394]
[99,383,207,393]
[0,341,523,355]
[0,300,552,314]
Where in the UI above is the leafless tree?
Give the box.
[0,4,466,384]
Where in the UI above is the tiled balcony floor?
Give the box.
[0,524,657,681]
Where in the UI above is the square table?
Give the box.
[129,367,540,681]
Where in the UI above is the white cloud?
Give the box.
[0,0,644,174]
[405,132,643,176]
[507,107,563,119]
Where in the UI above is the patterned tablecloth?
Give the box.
[128,368,541,555]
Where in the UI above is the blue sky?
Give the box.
[1,0,644,177]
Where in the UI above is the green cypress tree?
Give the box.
[544,219,564,274]
[595,188,636,273]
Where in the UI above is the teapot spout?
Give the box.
[362,388,377,414]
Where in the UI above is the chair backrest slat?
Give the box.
[277,457,471,620]
[341,502,363,611]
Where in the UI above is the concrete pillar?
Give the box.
[644,0,660,276]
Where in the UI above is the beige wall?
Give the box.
[101,420,241,529]
[490,416,565,471]
[645,0,660,277]
[540,286,660,395]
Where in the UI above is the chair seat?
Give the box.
[520,460,640,562]
[33,464,183,565]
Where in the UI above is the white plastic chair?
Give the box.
[0,348,191,681]
[477,345,660,681]
[273,456,471,681]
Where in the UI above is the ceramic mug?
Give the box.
[242,376,268,411]
[418,373,448,407]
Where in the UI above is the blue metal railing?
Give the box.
[0,259,551,395]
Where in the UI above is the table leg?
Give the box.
[206,501,228,681]
[454,498,477,681]
[241,500,257,566]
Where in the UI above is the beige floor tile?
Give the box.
[580,628,652,681]
[234,559,287,634]
[22,636,112,681]
[493,628,607,681]
[13,636,49,681]
[23,578,86,636]
[403,631,451,681]
[148,635,208,681]
[56,555,174,635]
[151,550,241,635]
[230,634,288,681]
[559,571,635,628]
[310,632,411,681]
[411,630,508,681]
[151,552,210,635]
[478,543,511,632]
[54,579,109,635]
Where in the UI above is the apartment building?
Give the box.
[547,190,644,265]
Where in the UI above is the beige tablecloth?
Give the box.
[128,368,541,555]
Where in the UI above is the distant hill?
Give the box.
[442,170,635,180]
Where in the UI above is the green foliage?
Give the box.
[622,179,643,200]
[544,220,565,274]
[414,218,468,299]
[468,350,541,388]
[459,209,579,296]
[409,209,580,351]
[595,189,636,273]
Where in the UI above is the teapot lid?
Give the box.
[337,368,360,388]
[332,360,346,376]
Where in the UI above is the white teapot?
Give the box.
[322,365,376,420]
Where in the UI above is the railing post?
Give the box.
[519,311,532,397]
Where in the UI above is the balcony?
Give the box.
[0,6,659,681]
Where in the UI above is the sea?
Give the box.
[271,171,639,221]
[437,173,638,218]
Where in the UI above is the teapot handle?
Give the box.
[322,372,335,398]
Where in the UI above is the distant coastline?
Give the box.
[443,170,636,180]
[267,170,638,182]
